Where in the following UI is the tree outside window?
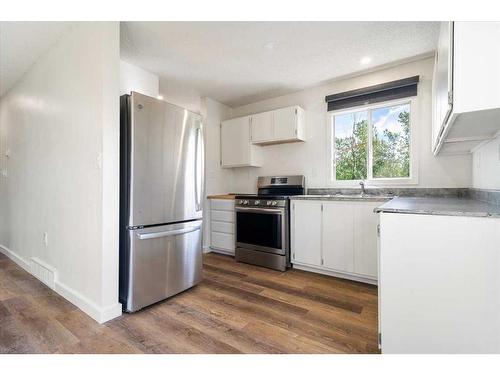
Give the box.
[333,102,411,181]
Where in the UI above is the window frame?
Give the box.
[326,97,418,187]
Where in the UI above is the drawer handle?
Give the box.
[137,225,201,240]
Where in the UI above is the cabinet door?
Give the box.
[221,117,250,167]
[433,21,454,149]
[322,202,354,273]
[251,111,273,143]
[353,202,380,278]
[273,106,297,140]
[291,200,322,266]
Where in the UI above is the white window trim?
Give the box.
[325,97,419,187]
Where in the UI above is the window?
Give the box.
[331,100,413,183]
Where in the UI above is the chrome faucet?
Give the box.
[359,180,367,196]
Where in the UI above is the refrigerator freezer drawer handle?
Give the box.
[137,225,201,240]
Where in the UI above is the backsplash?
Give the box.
[469,188,500,206]
[307,187,470,198]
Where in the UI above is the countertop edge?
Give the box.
[290,196,392,202]
[206,194,237,200]
[374,207,500,218]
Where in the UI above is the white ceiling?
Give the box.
[121,22,440,107]
[0,22,73,97]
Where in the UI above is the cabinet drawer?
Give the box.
[211,209,235,223]
[211,232,235,251]
[211,221,234,234]
[210,199,235,211]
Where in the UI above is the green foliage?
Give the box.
[335,109,410,181]
[335,119,368,180]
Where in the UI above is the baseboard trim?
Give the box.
[209,247,235,256]
[54,280,122,323]
[0,244,122,323]
[293,263,378,285]
[0,244,30,272]
[202,245,212,254]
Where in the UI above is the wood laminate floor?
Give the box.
[0,251,379,354]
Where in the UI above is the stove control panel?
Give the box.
[236,199,286,208]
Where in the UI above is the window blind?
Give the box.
[325,75,419,111]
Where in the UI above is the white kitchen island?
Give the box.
[377,197,500,353]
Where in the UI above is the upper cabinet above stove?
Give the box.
[250,106,305,145]
[221,116,262,168]
[220,105,306,168]
[432,22,500,156]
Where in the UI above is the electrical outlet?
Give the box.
[42,232,48,247]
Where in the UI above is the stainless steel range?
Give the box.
[235,175,305,271]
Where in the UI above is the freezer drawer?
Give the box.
[123,220,203,312]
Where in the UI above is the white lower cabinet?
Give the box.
[379,212,500,353]
[209,199,235,255]
[291,200,322,266]
[353,202,380,278]
[322,201,354,273]
[291,199,380,283]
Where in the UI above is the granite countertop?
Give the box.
[291,194,393,202]
[375,197,500,218]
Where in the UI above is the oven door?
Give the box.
[235,206,286,255]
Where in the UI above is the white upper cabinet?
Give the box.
[433,22,500,155]
[250,111,274,143]
[250,106,305,145]
[220,116,262,168]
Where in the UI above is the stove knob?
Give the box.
[243,200,249,205]
[266,201,272,206]
[238,200,243,204]
[272,201,278,206]
[254,200,260,205]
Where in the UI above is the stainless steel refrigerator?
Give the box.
[119,92,204,312]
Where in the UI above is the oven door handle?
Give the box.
[236,207,284,214]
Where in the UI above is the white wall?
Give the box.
[0,22,121,323]
[159,77,203,114]
[120,60,159,97]
[228,57,472,193]
[472,136,500,189]
[202,97,234,250]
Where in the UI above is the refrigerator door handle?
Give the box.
[137,224,201,240]
[194,126,204,212]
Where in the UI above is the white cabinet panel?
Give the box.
[209,198,235,254]
[353,202,379,278]
[291,198,380,284]
[379,213,500,353]
[433,21,500,155]
[211,221,234,234]
[322,202,354,273]
[220,116,261,167]
[211,210,234,223]
[250,111,273,143]
[246,106,305,145]
[211,232,235,252]
[291,200,322,266]
[211,199,235,211]
[273,106,297,141]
